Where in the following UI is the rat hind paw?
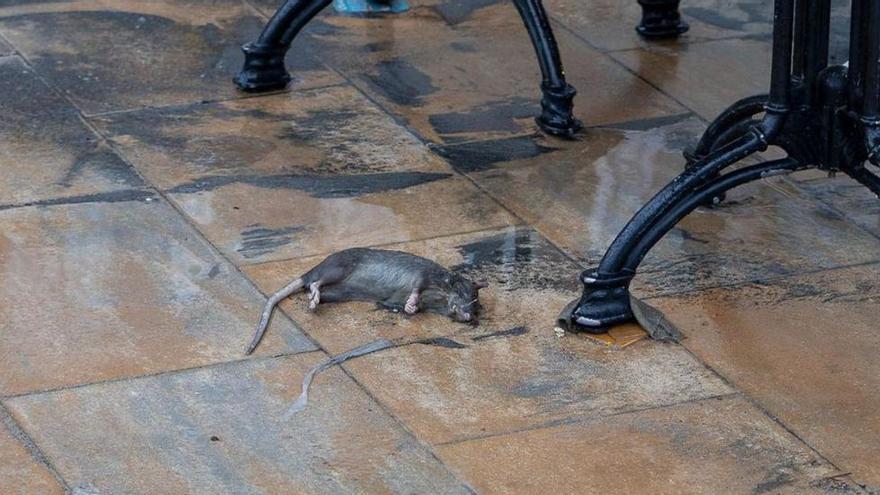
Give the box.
[308,282,321,311]
[404,290,420,315]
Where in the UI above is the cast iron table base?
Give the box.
[569,0,880,332]
[637,0,688,38]
[235,0,687,138]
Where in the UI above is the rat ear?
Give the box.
[473,280,489,290]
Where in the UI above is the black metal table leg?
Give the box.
[636,0,689,39]
[234,0,333,92]
[512,0,582,137]
[235,0,581,137]
[566,0,880,333]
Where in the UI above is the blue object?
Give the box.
[333,0,408,13]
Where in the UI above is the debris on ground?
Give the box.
[555,296,682,345]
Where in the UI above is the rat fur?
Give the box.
[247,248,487,354]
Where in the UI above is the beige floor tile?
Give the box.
[0,0,341,114]
[0,198,314,396]
[5,353,471,494]
[437,395,847,495]
[0,57,144,207]
[0,421,64,495]
[91,85,455,189]
[301,5,685,143]
[546,0,772,52]
[611,38,771,120]
[650,264,880,488]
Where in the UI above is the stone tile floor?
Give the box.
[0,0,878,493]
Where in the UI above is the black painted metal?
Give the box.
[512,0,582,136]
[234,0,581,137]
[234,0,332,92]
[636,0,689,39]
[568,0,880,333]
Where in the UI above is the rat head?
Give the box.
[443,275,488,323]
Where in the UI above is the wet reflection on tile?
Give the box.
[548,0,848,61]
[301,4,685,143]
[792,169,880,240]
[92,84,453,188]
[170,177,517,265]
[0,0,341,114]
[650,264,880,488]
[271,227,733,444]
[437,396,844,495]
[611,38,771,120]
[5,353,471,494]
[0,198,314,396]
[93,86,517,264]
[0,422,64,495]
[460,116,880,297]
[546,0,773,52]
[0,57,144,207]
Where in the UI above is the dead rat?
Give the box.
[247,247,487,354]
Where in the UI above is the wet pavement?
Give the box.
[0,0,878,494]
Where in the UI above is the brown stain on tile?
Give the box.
[437,396,843,495]
[650,265,880,488]
[0,423,64,495]
[5,353,470,494]
[0,0,341,114]
[0,198,314,396]
[581,323,649,348]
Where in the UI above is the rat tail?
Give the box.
[247,277,305,355]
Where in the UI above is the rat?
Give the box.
[246,247,487,354]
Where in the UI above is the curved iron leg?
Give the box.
[573,158,800,332]
[624,158,802,271]
[234,0,333,92]
[636,0,689,39]
[683,94,768,206]
[686,94,769,164]
[512,0,582,137]
[570,132,766,332]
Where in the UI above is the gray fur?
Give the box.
[247,248,486,355]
